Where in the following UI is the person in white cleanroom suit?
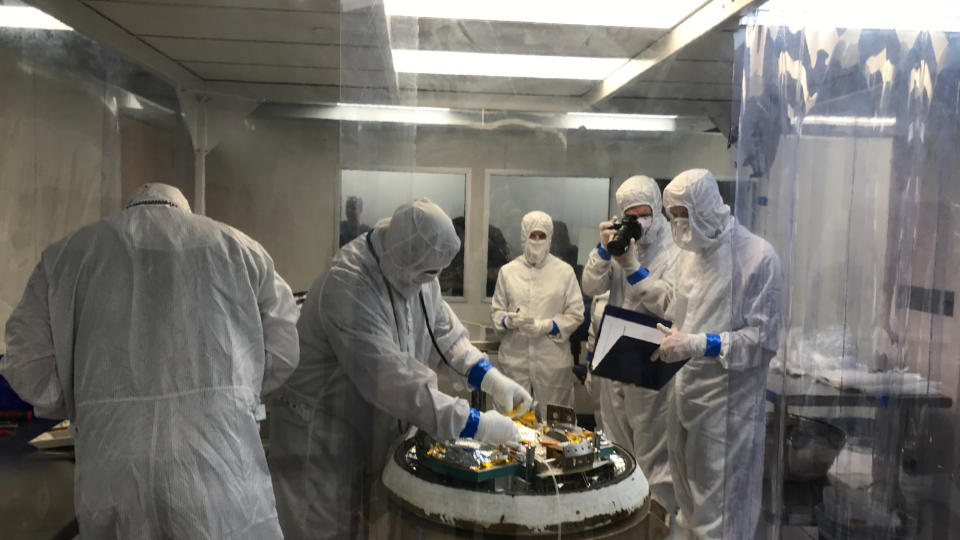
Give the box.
[632,169,782,539]
[491,211,585,413]
[269,199,532,540]
[581,174,681,511]
[1,183,300,539]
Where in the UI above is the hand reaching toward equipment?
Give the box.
[474,410,520,445]
[480,368,534,414]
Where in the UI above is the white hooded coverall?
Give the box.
[581,174,681,509]
[1,183,300,539]
[491,211,585,412]
[269,199,499,540]
[634,170,782,539]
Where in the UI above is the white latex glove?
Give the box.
[519,318,554,338]
[599,215,618,250]
[612,237,640,273]
[474,410,521,445]
[651,323,707,363]
[503,312,533,330]
[480,368,534,414]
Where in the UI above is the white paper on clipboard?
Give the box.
[591,309,666,371]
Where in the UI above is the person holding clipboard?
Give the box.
[629,170,782,540]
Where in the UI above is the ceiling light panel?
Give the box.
[392,49,628,80]
[383,0,706,29]
[0,6,72,30]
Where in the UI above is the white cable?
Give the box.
[542,458,563,539]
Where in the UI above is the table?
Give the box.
[0,419,77,540]
[765,372,953,538]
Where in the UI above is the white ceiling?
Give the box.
[27,0,755,131]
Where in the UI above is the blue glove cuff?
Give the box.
[468,357,494,390]
[549,321,560,336]
[705,333,722,357]
[586,351,594,365]
[501,315,508,329]
[596,243,611,261]
[459,407,481,438]
[626,267,650,285]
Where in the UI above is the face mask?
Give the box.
[412,269,441,284]
[670,218,694,250]
[671,217,721,252]
[524,238,549,265]
[636,216,655,242]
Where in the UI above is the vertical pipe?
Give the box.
[194,149,206,215]
[193,99,207,215]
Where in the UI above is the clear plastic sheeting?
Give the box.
[737,1,960,537]
[17,0,960,538]
[0,12,196,540]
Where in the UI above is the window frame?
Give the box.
[337,166,472,302]
[482,169,613,302]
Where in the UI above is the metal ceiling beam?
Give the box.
[26,0,203,90]
[584,0,762,107]
[203,82,341,104]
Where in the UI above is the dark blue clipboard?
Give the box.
[590,305,686,391]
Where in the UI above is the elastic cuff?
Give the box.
[596,243,611,261]
[468,358,494,390]
[586,352,594,365]
[500,315,508,329]
[459,408,481,438]
[549,321,560,336]
[626,267,650,285]
[705,333,722,357]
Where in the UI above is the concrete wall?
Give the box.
[205,117,340,293]
[0,40,194,352]
[0,43,122,351]
[206,115,736,324]
[119,116,195,205]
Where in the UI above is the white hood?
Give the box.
[663,169,731,252]
[520,211,553,267]
[374,198,460,298]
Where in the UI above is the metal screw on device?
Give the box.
[525,444,536,481]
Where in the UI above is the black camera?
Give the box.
[606,215,644,256]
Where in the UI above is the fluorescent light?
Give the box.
[342,102,451,113]
[747,0,960,32]
[564,112,677,131]
[121,94,144,111]
[392,49,627,80]
[327,103,462,125]
[383,0,705,29]
[801,116,897,127]
[0,6,71,30]
[288,103,683,132]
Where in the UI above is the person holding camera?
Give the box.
[492,211,585,417]
[629,169,782,539]
[581,174,681,511]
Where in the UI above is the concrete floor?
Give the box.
[0,419,76,540]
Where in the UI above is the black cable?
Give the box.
[420,291,467,378]
[365,232,467,378]
[365,232,403,343]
